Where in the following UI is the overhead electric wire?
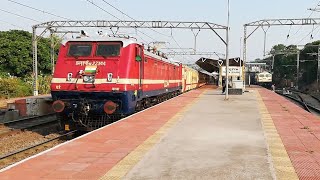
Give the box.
[85,0,156,43]
[99,0,192,61]
[290,1,320,43]
[86,0,121,20]
[0,8,41,22]
[98,0,193,62]
[7,0,72,20]
[170,35,194,62]
[297,25,320,44]
[6,0,116,38]
[100,0,171,38]
[0,18,25,29]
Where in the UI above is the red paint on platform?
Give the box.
[258,89,320,179]
[0,86,213,180]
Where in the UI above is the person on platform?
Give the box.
[222,77,226,94]
[271,84,275,92]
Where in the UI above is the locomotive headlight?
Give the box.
[83,75,94,83]
[107,73,113,82]
[66,73,73,81]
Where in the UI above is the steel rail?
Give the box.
[0,130,77,161]
[1,113,57,130]
[276,91,320,114]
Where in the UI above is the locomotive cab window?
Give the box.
[68,44,92,57]
[96,43,121,57]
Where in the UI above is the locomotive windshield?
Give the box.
[68,44,92,57]
[96,44,121,57]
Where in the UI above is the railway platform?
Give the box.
[1,86,320,179]
[0,95,52,122]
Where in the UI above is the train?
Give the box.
[50,35,210,131]
[255,71,272,87]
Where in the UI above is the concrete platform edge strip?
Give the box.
[99,90,206,180]
[256,90,299,180]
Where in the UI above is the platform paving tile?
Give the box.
[258,88,320,180]
[0,87,207,179]
[120,89,275,180]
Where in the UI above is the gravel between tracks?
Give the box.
[0,131,61,156]
[0,130,66,169]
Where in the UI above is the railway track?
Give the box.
[276,89,320,115]
[0,130,77,169]
[0,113,59,143]
[1,113,57,130]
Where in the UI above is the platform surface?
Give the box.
[0,94,51,109]
[124,89,273,179]
[1,87,320,179]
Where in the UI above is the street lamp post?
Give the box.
[225,0,230,100]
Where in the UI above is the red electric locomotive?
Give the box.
[51,35,182,131]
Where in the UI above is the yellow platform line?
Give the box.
[256,90,298,180]
[100,90,206,180]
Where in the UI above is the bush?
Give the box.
[0,74,51,99]
[0,77,32,98]
[38,74,52,95]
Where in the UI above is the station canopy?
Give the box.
[186,64,215,76]
[195,57,243,73]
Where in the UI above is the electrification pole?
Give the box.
[32,27,38,96]
[50,30,55,74]
[296,51,300,90]
[240,38,242,81]
[225,0,230,100]
[318,45,320,92]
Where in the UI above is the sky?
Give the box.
[1,0,320,63]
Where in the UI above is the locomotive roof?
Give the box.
[61,37,142,47]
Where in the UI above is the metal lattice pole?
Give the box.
[318,45,320,92]
[296,51,300,90]
[50,30,55,74]
[243,26,247,88]
[225,0,230,100]
[32,27,38,96]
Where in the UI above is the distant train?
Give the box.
[255,71,272,87]
[50,35,210,131]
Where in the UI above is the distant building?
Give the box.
[245,62,267,73]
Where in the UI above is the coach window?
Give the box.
[68,43,92,57]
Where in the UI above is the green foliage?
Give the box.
[265,41,320,90]
[38,74,52,95]
[299,41,320,89]
[0,74,52,99]
[271,44,298,87]
[0,77,32,99]
[0,30,60,77]
[0,30,59,98]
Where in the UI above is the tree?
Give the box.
[0,30,59,77]
[263,41,320,90]
[299,41,320,89]
[267,44,298,87]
